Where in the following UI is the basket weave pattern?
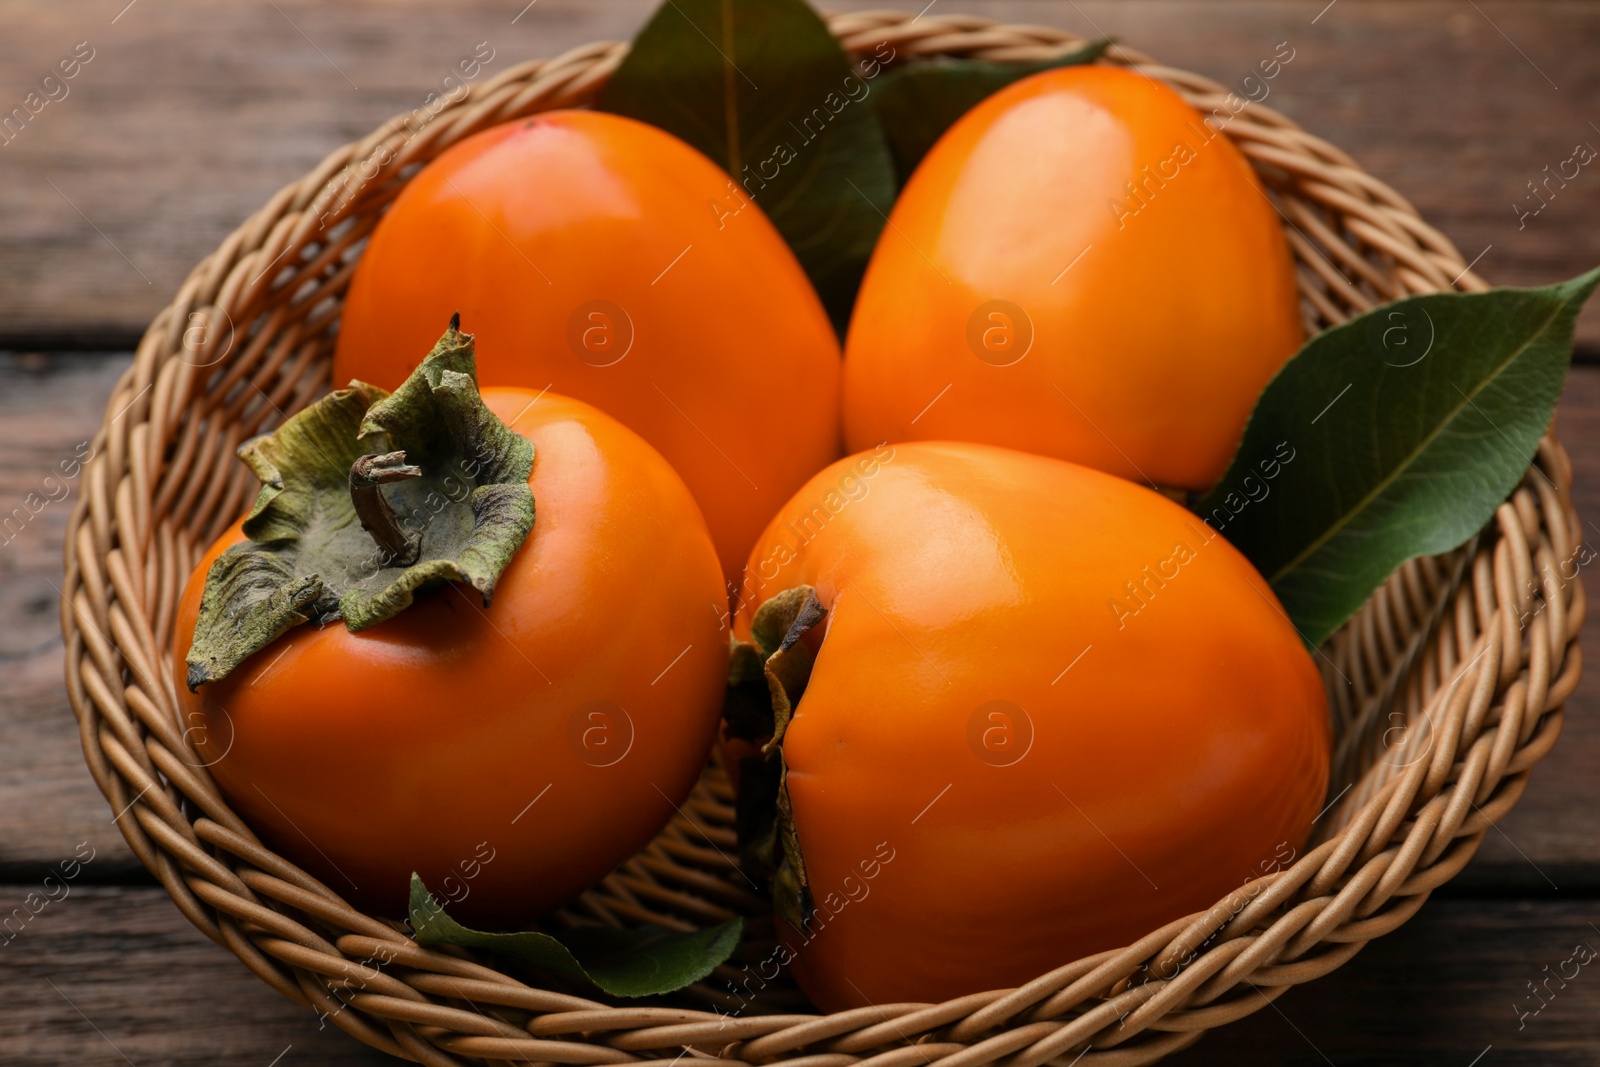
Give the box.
[60,12,1581,1066]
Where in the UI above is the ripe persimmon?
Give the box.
[334,110,842,582]
[728,442,1329,1009]
[843,65,1304,491]
[175,323,727,926]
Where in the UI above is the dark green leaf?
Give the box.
[596,0,897,333]
[185,321,534,689]
[408,875,742,998]
[870,39,1111,183]
[1198,269,1600,646]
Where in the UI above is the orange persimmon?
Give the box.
[729,442,1329,1009]
[175,324,727,926]
[334,110,842,581]
[844,65,1304,491]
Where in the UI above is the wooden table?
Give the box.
[3,1,1598,1063]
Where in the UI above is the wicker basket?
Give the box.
[60,10,1583,1065]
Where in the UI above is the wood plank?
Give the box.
[1459,364,1600,894]
[0,353,142,880]
[0,886,395,1066]
[0,0,650,349]
[3,353,1600,882]
[1177,899,1600,1064]
[1,1,1598,349]
[0,887,1595,1063]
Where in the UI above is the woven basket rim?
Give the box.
[58,9,1580,1066]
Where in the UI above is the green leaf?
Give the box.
[185,319,535,689]
[408,874,743,998]
[1198,269,1600,647]
[870,39,1111,184]
[596,0,897,333]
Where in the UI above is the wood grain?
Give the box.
[0,886,395,1066]
[0,353,142,881]
[2,352,1597,1066]
[0,351,1593,1067]
[0,887,1594,1065]
[1178,899,1600,1065]
[6,351,1594,881]
[1461,365,1600,894]
[1,1,1597,349]
[4,2,1598,1059]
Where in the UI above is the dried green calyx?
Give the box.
[726,586,828,931]
[185,316,535,690]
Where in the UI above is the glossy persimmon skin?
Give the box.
[173,390,727,927]
[843,66,1304,491]
[333,110,842,581]
[734,442,1329,1009]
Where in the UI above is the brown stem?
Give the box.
[350,450,422,565]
